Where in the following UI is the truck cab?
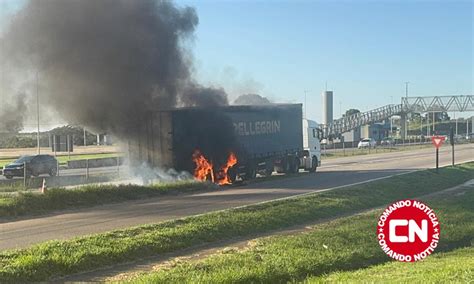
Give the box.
[301,119,322,172]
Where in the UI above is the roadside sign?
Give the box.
[431,136,445,149]
[431,136,445,172]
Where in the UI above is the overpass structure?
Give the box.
[324,95,473,139]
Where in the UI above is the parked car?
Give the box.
[380,137,394,146]
[2,155,58,179]
[358,138,377,149]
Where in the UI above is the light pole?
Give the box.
[390,96,393,137]
[36,71,40,154]
[454,112,458,136]
[304,90,310,119]
[404,82,409,140]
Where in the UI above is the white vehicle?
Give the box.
[301,119,322,172]
[358,138,376,149]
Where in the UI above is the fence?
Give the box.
[0,157,126,191]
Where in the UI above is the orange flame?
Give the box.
[217,152,238,185]
[192,150,214,183]
[192,150,238,185]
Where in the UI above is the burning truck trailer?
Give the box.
[128,104,322,184]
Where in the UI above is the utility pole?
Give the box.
[420,116,423,140]
[390,96,393,137]
[304,90,310,119]
[404,82,409,140]
[36,71,40,155]
[467,118,469,138]
[427,113,430,136]
[454,112,458,136]
[83,127,87,146]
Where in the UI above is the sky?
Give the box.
[179,0,473,120]
[1,0,473,125]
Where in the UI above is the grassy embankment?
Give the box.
[131,181,474,283]
[0,163,472,282]
[306,246,473,283]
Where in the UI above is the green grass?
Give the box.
[0,181,214,218]
[306,246,474,283]
[131,185,474,283]
[0,163,472,282]
[0,153,121,168]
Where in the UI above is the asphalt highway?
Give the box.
[0,143,472,251]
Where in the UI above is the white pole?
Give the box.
[390,116,393,137]
[466,119,469,137]
[420,116,423,140]
[455,113,458,136]
[83,127,87,146]
[36,71,40,154]
[427,113,430,136]
[67,135,71,159]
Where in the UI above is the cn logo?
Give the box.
[389,219,428,243]
[377,200,440,262]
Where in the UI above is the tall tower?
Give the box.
[322,90,333,126]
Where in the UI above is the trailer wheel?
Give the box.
[228,167,238,183]
[242,165,257,181]
[309,156,318,173]
[291,158,300,174]
[285,158,299,174]
[264,161,274,177]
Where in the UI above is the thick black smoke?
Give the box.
[172,109,239,173]
[0,94,27,133]
[181,84,228,107]
[233,94,271,105]
[0,0,228,138]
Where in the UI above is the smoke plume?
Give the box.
[233,94,271,105]
[0,94,27,133]
[0,0,228,138]
[181,84,228,107]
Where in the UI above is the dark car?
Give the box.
[380,137,395,146]
[3,155,58,179]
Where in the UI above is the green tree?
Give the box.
[344,109,360,117]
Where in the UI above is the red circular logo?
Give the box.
[377,199,440,262]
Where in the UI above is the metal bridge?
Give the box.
[401,95,474,113]
[324,95,473,138]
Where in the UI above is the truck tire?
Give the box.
[264,161,274,177]
[242,165,257,181]
[309,156,318,173]
[291,158,300,174]
[285,158,299,174]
